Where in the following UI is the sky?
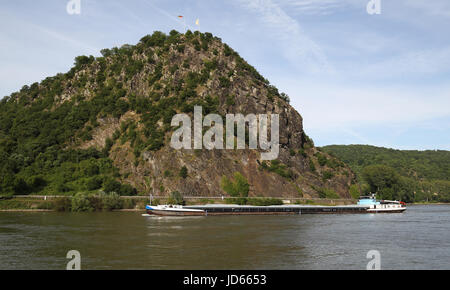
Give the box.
[0,0,449,150]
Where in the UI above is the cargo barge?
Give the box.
[145,195,406,216]
[146,204,372,216]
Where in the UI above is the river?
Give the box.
[0,204,449,269]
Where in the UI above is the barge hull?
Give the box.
[147,210,206,216]
[145,204,406,216]
[367,209,406,213]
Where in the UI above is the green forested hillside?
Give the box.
[0,30,208,197]
[0,31,228,197]
[321,145,450,203]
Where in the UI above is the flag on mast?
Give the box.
[177,15,187,32]
[195,18,199,26]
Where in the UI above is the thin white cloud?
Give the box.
[274,0,351,15]
[235,0,333,73]
[276,78,450,130]
[357,46,450,78]
[401,0,450,18]
[35,25,99,54]
[341,128,373,144]
[0,10,99,54]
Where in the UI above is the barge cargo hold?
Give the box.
[185,204,370,215]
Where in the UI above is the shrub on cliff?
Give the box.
[99,192,122,210]
[168,191,185,205]
[220,172,249,198]
[71,192,94,212]
[309,160,316,172]
[264,160,293,179]
[316,188,339,199]
[349,184,361,199]
[179,166,188,179]
[70,192,123,212]
[322,171,334,181]
[316,153,327,166]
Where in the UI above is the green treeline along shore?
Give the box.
[321,145,450,203]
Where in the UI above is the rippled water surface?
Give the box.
[1,205,449,269]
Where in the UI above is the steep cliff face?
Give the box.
[0,30,355,198]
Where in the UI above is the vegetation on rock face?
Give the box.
[220,172,250,198]
[315,187,339,199]
[179,166,188,179]
[168,191,185,205]
[322,145,450,202]
[260,160,294,179]
[0,30,354,200]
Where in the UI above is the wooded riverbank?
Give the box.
[0,194,357,211]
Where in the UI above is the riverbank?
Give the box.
[0,195,357,211]
[0,209,53,212]
[0,195,147,212]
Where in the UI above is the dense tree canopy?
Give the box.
[322,145,449,202]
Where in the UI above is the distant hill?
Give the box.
[321,145,450,202]
[321,145,449,181]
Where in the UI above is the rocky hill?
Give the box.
[0,30,355,199]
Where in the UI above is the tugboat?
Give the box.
[357,194,406,213]
[145,204,206,216]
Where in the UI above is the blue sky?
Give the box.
[1,0,449,150]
